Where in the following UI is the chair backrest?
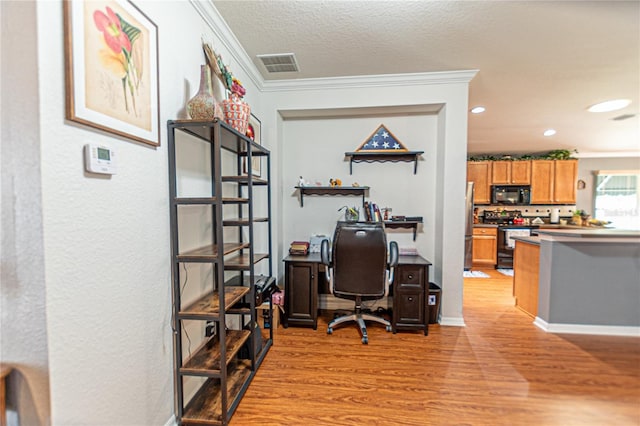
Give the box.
[331,222,388,298]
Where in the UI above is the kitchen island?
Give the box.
[512,228,640,336]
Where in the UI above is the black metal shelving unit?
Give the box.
[168,119,272,425]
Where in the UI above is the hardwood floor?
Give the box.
[231,269,640,425]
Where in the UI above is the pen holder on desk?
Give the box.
[340,206,360,222]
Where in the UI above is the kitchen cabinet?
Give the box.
[467,161,492,204]
[491,161,531,185]
[472,226,497,267]
[513,240,539,317]
[530,160,577,204]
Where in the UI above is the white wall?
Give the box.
[1,2,51,425]
[281,114,438,255]
[2,1,263,425]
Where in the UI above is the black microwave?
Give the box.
[491,185,531,205]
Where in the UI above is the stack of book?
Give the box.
[363,201,383,222]
[289,241,310,255]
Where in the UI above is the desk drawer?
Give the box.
[473,227,498,236]
[398,266,424,285]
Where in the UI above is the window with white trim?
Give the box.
[593,170,640,230]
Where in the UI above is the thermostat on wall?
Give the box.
[84,143,116,175]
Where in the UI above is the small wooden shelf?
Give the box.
[345,151,424,174]
[224,253,269,270]
[221,175,268,186]
[181,330,251,376]
[182,360,253,425]
[179,287,250,320]
[177,243,250,262]
[174,197,249,205]
[384,220,423,241]
[222,217,269,226]
[295,186,369,207]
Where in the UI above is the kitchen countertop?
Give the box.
[511,228,640,245]
[536,228,640,238]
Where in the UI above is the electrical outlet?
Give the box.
[205,322,214,337]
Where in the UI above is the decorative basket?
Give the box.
[221,93,250,134]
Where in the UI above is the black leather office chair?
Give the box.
[321,222,398,344]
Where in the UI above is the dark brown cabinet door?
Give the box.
[395,290,425,325]
[284,261,318,329]
[392,265,428,335]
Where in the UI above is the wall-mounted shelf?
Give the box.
[295,186,369,207]
[344,151,424,175]
[384,220,423,241]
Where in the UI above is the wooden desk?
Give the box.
[282,253,432,335]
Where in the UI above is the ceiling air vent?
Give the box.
[611,114,636,121]
[257,53,299,73]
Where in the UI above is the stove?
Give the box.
[483,209,538,269]
[483,209,522,225]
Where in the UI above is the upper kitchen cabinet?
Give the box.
[466,161,492,204]
[491,160,531,185]
[530,160,577,204]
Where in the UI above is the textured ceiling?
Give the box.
[212,0,639,157]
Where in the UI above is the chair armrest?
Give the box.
[320,239,331,266]
[320,239,333,292]
[386,241,399,288]
[388,241,399,267]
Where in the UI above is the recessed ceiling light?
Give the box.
[588,99,631,113]
[543,129,556,137]
[470,106,485,114]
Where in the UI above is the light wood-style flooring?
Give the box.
[231,269,640,425]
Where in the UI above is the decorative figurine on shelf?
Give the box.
[298,176,305,187]
[329,178,342,187]
[352,182,360,187]
[382,207,392,221]
[203,41,250,133]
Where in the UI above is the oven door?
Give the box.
[497,227,532,268]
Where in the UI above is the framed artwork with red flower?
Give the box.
[64,0,160,147]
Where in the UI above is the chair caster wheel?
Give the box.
[386,325,392,332]
[327,327,333,334]
[362,337,368,344]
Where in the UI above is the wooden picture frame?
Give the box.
[245,113,262,177]
[64,0,160,147]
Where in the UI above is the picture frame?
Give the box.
[64,0,160,147]
[245,113,262,177]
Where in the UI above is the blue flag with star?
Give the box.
[356,124,408,152]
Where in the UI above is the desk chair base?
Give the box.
[327,310,391,344]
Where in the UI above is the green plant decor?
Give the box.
[468,149,578,161]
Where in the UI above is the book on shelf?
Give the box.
[364,201,383,222]
[289,240,309,255]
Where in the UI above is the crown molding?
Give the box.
[261,70,478,92]
[575,151,640,158]
[189,0,264,91]
[187,2,476,95]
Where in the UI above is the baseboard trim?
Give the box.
[439,316,465,327]
[534,317,640,337]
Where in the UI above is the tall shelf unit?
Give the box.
[168,119,273,425]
